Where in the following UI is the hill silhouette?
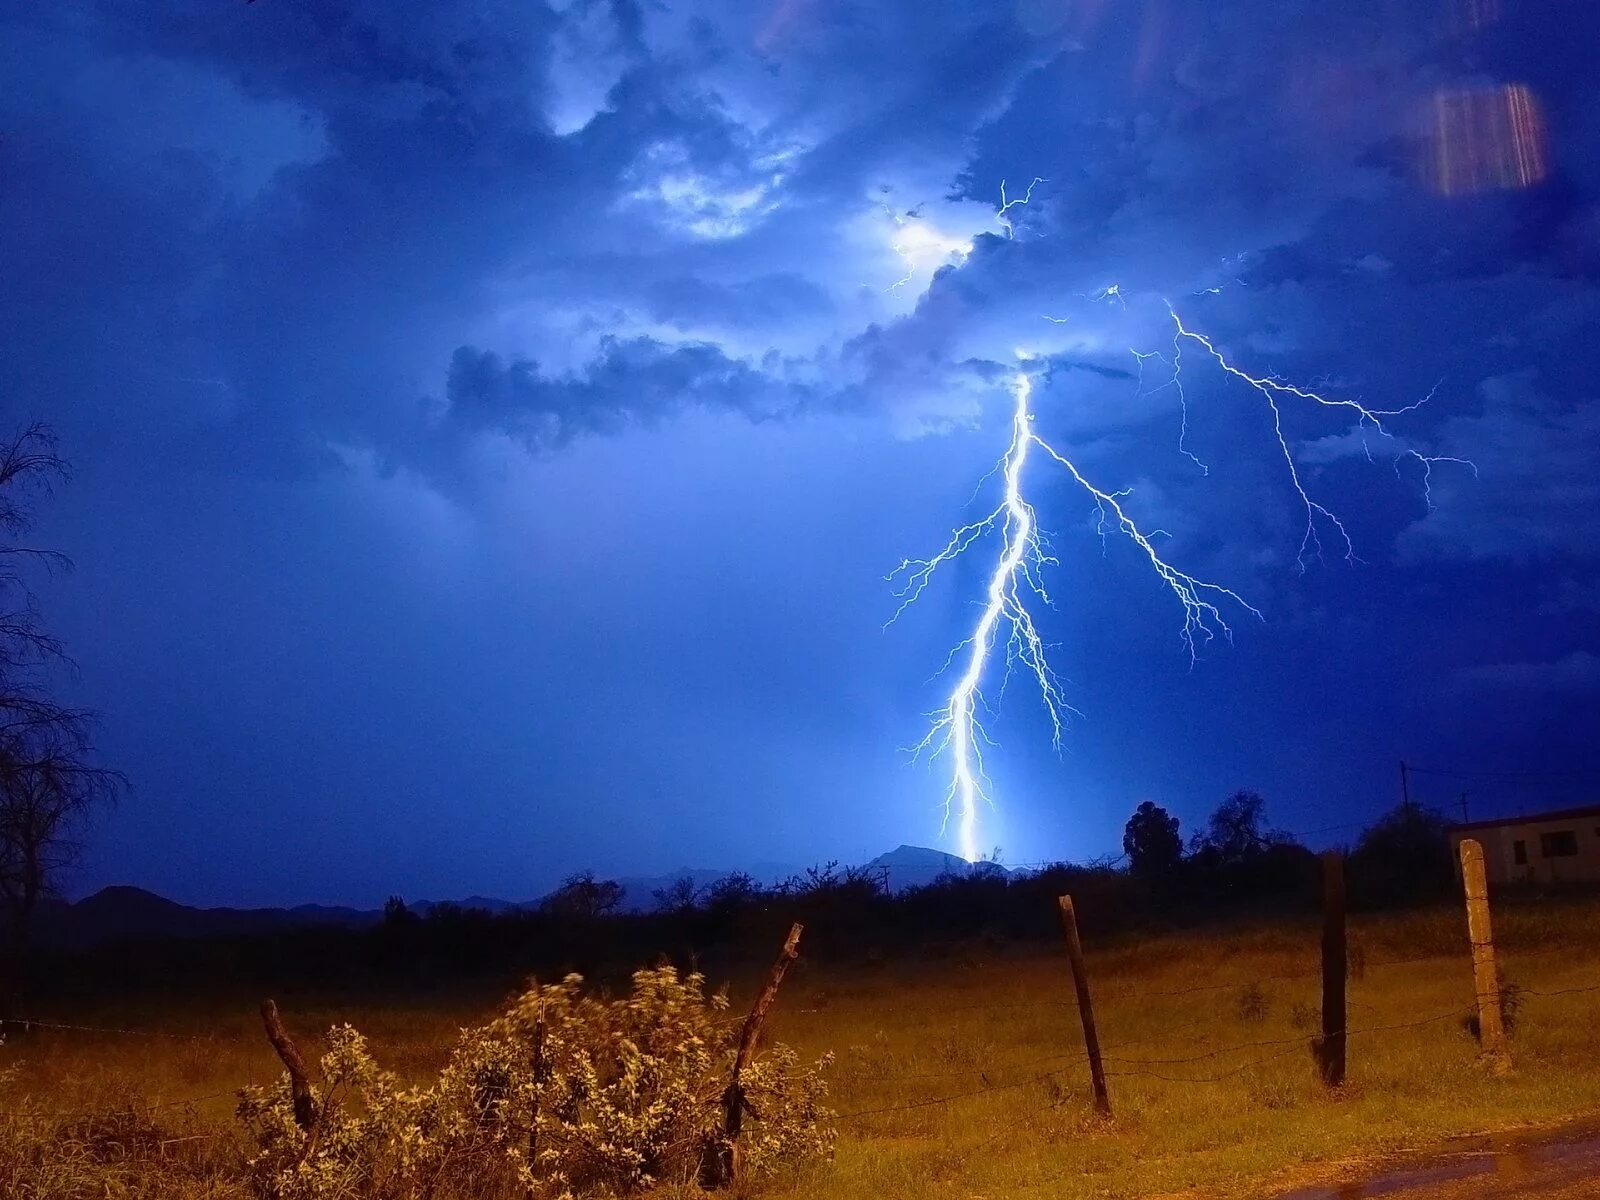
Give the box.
[37,852,1009,948]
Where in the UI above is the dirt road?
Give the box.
[1278,1135,1600,1199]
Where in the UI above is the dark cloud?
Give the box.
[1402,369,1600,563]
[3,0,1598,901]
[1536,577,1600,616]
[436,335,819,451]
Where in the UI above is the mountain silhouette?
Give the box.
[865,845,1011,892]
[37,848,993,948]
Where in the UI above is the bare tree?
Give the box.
[540,870,624,920]
[651,875,701,915]
[0,424,120,1009]
[0,724,121,987]
[0,424,71,671]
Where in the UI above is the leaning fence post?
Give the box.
[1056,895,1111,1116]
[1458,838,1512,1074]
[703,921,803,1189]
[260,998,318,1130]
[1318,850,1347,1087]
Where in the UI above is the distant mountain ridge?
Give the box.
[38,848,1012,950]
[865,844,1011,892]
[33,885,383,950]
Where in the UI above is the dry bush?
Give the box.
[237,966,834,1199]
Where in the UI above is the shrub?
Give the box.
[236,967,833,1199]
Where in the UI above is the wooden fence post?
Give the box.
[260,998,318,1130]
[1056,895,1111,1117]
[1458,838,1512,1075]
[1318,850,1347,1088]
[703,921,804,1189]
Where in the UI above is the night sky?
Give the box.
[4,1,1597,907]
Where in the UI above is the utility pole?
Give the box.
[1399,760,1412,809]
[1460,791,1470,824]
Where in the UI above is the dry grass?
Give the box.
[6,898,1600,1198]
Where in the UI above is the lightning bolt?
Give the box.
[888,194,1474,859]
[882,204,975,293]
[996,176,1045,239]
[889,369,1260,862]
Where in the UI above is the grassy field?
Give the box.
[6,898,1600,1198]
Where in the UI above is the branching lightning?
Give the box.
[1161,306,1477,567]
[996,177,1045,239]
[882,204,973,293]
[889,370,1261,862]
[888,184,1475,861]
[889,374,1066,864]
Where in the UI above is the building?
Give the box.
[1449,805,1600,885]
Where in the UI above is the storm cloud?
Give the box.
[3,0,1597,902]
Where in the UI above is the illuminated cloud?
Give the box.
[622,141,795,240]
[5,0,1600,894]
[542,0,635,135]
[883,210,976,291]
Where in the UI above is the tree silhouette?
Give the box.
[1192,789,1282,865]
[1349,802,1454,906]
[383,895,419,927]
[1123,801,1183,879]
[651,876,700,914]
[0,425,121,1010]
[541,870,624,920]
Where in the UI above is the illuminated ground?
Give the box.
[8,898,1600,1198]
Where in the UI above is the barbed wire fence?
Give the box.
[820,973,1600,1129]
[802,839,1598,1130]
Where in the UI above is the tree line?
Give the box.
[1122,790,1460,909]
[25,791,1479,1005]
